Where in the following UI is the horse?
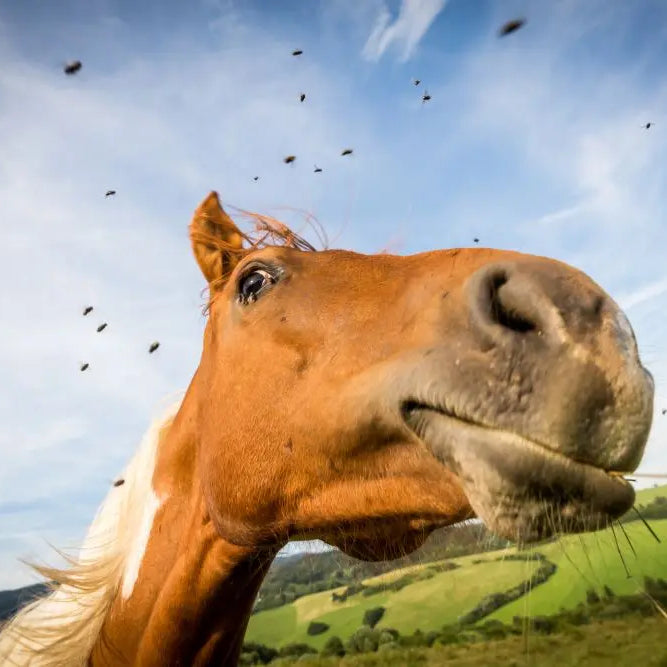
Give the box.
[0,191,654,665]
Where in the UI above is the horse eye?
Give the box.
[238,269,274,304]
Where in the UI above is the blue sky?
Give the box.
[1,0,666,589]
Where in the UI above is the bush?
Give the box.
[378,628,399,645]
[346,626,380,654]
[596,603,631,620]
[321,635,345,657]
[425,630,441,647]
[399,628,430,647]
[530,616,558,635]
[378,641,399,652]
[239,642,278,665]
[363,606,386,628]
[278,643,317,658]
[306,621,329,636]
[645,576,667,605]
[436,625,463,646]
[477,619,511,640]
[586,589,601,605]
[603,585,615,599]
[561,606,590,626]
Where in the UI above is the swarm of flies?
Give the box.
[422,91,431,103]
[96,323,107,333]
[292,49,303,56]
[83,306,93,316]
[341,149,353,156]
[284,155,296,164]
[105,190,116,197]
[149,342,160,354]
[300,93,306,102]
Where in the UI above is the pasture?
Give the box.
[246,486,667,651]
[246,556,540,649]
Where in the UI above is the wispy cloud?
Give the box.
[362,0,447,62]
[533,202,591,226]
[618,277,667,311]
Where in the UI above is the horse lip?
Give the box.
[400,401,636,541]
[400,399,632,478]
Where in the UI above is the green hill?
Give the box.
[635,483,667,506]
[246,515,667,649]
[245,554,539,649]
[488,518,667,623]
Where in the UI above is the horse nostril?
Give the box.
[467,264,555,347]
[488,272,537,334]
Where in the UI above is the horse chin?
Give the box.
[402,405,636,544]
[325,520,438,562]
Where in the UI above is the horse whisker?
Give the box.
[616,520,638,558]
[632,506,661,543]
[610,522,631,578]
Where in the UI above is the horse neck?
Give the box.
[90,390,279,666]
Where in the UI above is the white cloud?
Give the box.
[618,278,667,311]
[533,202,591,226]
[362,0,447,62]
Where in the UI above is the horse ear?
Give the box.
[189,191,245,286]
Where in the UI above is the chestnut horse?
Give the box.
[0,192,653,666]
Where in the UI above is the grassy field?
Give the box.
[272,616,667,666]
[246,485,667,650]
[489,519,667,623]
[634,483,667,506]
[246,556,540,648]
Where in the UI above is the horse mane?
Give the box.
[0,206,328,665]
[0,399,183,666]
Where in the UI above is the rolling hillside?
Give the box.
[488,517,667,623]
[246,485,667,650]
[245,554,541,649]
[247,519,667,648]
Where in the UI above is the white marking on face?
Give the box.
[121,489,164,600]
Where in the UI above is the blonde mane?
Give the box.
[0,399,183,666]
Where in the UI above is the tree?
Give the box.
[321,635,345,657]
[307,620,330,636]
[278,643,316,658]
[378,628,399,645]
[239,642,278,665]
[363,606,385,628]
[586,589,601,605]
[241,642,278,665]
[346,626,380,654]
